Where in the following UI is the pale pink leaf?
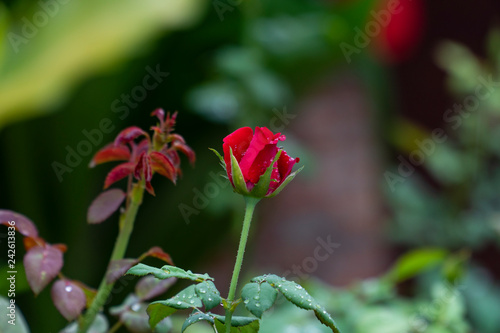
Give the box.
[24,245,64,295]
[87,189,126,224]
[51,279,86,321]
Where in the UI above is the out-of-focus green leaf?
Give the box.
[386,248,448,282]
[0,0,205,129]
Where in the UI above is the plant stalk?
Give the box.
[225,196,260,333]
[78,182,145,333]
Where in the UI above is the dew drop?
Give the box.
[65,286,73,293]
[177,301,182,305]
[296,285,303,290]
[208,297,213,301]
[199,289,207,294]
[254,296,260,300]
[131,303,141,312]
[244,300,249,304]
[255,303,261,307]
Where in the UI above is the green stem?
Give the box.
[78,182,145,333]
[225,197,260,333]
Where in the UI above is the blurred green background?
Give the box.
[1,0,500,332]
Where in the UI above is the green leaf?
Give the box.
[230,147,249,195]
[241,282,277,318]
[213,317,260,333]
[209,148,226,171]
[127,263,213,282]
[195,281,222,310]
[147,285,203,329]
[251,274,341,333]
[386,248,448,282]
[249,150,282,198]
[266,166,304,198]
[181,311,215,332]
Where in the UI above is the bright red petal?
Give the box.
[114,126,148,146]
[269,150,299,193]
[223,127,254,178]
[239,127,284,181]
[246,144,279,185]
[89,143,131,167]
[104,162,135,189]
[150,151,177,184]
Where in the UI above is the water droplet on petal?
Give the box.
[65,286,73,293]
[131,303,141,312]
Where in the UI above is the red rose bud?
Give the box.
[213,127,302,198]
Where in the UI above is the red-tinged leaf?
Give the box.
[51,279,86,321]
[106,259,139,284]
[136,276,177,301]
[151,108,165,126]
[114,126,148,146]
[53,243,68,253]
[0,210,38,237]
[131,138,150,161]
[150,151,176,183]
[168,133,185,144]
[89,144,131,168]
[135,153,153,182]
[140,246,174,265]
[104,162,135,189]
[87,189,126,224]
[173,141,196,165]
[24,245,64,295]
[23,236,46,251]
[72,280,97,308]
[145,181,155,196]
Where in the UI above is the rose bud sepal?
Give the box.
[229,147,251,196]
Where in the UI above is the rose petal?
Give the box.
[239,127,284,181]
[246,144,279,185]
[89,143,131,168]
[268,150,300,193]
[223,127,253,178]
[104,162,135,189]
